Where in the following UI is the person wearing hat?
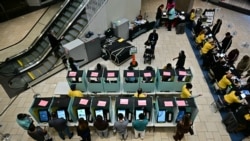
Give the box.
[68,84,83,97]
[220,32,233,53]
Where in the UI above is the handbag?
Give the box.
[189,126,194,135]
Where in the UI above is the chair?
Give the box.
[213,80,224,95]
[211,95,227,113]
[207,68,215,83]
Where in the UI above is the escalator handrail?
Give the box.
[18,0,90,73]
[56,0,90,39]
[4,0,71,62]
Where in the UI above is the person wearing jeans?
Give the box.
[48,112,74,140]
[154,4,164,28]
[132,113,148,139]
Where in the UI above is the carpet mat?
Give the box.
[185,26,245,141]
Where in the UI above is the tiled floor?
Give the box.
[0,0,250,141]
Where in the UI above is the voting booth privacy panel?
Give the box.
[67,70,87,92]
[156,68,193,92]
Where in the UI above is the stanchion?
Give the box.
[130,54,138,67]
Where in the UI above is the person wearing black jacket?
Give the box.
[211,19,222,36]
[154,4,164,28]
[220,32,233,53]
[48,112,74,140]
[77,118,91,141]
[147,29,159,58]
[47,30,63,57]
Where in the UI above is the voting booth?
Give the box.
[66,70,87,92]
[29,97,53,123]
[86,70,104,93]
[175,97,198,122]
[156,69,176,92]
[173,68,193,91]
[154,97,177,126]
[123,69,140,93]
[103,70,120,93]
[134,97,153,125]
[91,97,112,123]
[139,69,156,93]
[48,97,71,121]
[68,97,93,122]
[115,97,134,123]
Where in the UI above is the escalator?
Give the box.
[0,0,88,76]
[0,0,91,98]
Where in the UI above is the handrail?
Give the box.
[4,0,71,61]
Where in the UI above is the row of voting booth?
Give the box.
[66,68,193,94]
[29,96,198,127]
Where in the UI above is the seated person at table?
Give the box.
[212,60,229,81]
[95,63,107,72]
[180,83,202,98]
[143,66,154,83]
[134,88,147,98]
[162,63,175,81]
[134,15,147,26]
[201,40,216,55]
[224,90,247,111]
[195,30,206,48]
[218,72,239,91]
[68,84,83,97]
[125,66,137,83]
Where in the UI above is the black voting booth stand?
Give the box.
[91,97,112,123]
[86,70,104,93]
[68,97,92,123]
[29,97,53,123]
[115,97,134,123]
[66,70,87,92]
[49,97,71,121]
[154,97,177,127]
[134,97,153,125]
[175,98,198,122]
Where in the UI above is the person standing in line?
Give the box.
[220,32,233,53]
[173,50,186,70]
[236,55,250,75]
[47,30,64,57]
[167,5,176,31]
[16,113,35,131]
[147,29,158,58]
[113,113,129,140]
[27,126,52,141]
[48,112,74,140]
[132,113,148,139]
[211,19,222,36]
[93,115,109,138]
[173,114,193,141]
[76,118,91,141]
[154,4,164,28]
[227,48,239,66]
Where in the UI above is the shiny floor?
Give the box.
[0,0,250,141]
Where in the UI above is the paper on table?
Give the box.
[79,99,89,105]
[144,72,151,77]
[164,101,173,107]
[91,72,98,77]
[120,99,128,105]
[138,100,146,106]
[69,71,77,77]
[176,100,186,106]
[163,71,170,76]
[107,72,115,77]
[127,72,134,77]
[97,101,106,107]
[38,100,48,107]
[179,71,187,76]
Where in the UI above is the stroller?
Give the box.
[143,45,154,64]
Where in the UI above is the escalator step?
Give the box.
[43,61,53,70]
[47,56,57,64]
[55,21,64,28]
[67,7,75,13]
[31,51,40,58]
[38,66,49,74]
[59,16,68,23]
[72,24,83,32]
[27,72,35,80]
[71,2,80,8]
[64,35,75,42]
[77,19,87,25]
[51,27,60,34]
[32,69,43,78]
[80,14,88,20]
[36,47,44,54]
[68,30,79,37]
[17,60,23,67]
